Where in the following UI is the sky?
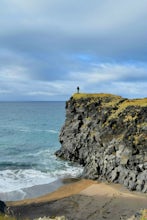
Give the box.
[0,0,146,101]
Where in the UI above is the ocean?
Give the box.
[0,102,82,201]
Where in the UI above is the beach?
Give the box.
[7,179,147,220]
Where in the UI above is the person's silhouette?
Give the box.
[77,86,80,93]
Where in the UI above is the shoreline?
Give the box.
[0,178,64,202]
[7,179,147,220]
[7,178,94,206]
[1,177,82,202]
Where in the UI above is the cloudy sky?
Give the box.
[0,0,146,101]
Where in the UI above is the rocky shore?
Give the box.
[56,93,147,192]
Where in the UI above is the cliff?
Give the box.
[55,93,147,192]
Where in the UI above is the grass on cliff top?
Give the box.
[122,98,147,107]
[72,93,147,107]
[72,93,121,99]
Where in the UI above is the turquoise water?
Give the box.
[0,102,82,200]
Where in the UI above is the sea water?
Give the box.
[0,102,83,201]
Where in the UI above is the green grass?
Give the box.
[72,93,147,107]
[72,93,147,123]
[140,209,147,220]
[0,216,16,220]
[106,98,147,121]
[72,93,122,108]
[72,93,121,99]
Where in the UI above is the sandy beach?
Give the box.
[7,179,147,220]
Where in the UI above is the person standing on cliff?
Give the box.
[77,86,80,93]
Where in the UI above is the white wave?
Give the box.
[0,169,56,193]
[19,127,58,134]
[45,129,59,134]
[35,129,58,134]
[19,128,32,133]
[52,165,83,178]
[35,149,53,157]
[0,165,83,194]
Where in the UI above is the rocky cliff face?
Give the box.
[55,93,147,192]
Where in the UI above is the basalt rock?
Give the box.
[0,200,6,214]
[55,93,147,192]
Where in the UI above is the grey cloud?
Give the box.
[0,0,146,100]
[69,63,147,83]
[0,0,146,55]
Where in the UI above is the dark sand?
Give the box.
[7,180,147,220]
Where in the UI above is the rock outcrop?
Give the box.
[55,93,147,192]
[0,200,6,214]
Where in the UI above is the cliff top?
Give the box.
[73,93,120,99]
[72,93,147,107]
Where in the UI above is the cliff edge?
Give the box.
[56,93,147,192]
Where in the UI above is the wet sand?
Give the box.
[0,179,64,201]
[7,179,147,220]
